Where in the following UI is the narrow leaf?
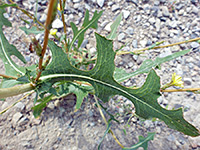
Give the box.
[20,26,44,35]
[0,3,18,8]
[107,13,122,40]
[69,10,103,50]
[40,34,199,137]
[122,132,155,150]
[0,8,26,81]
[0,8,11,27]
[32,94,54,118]
[98,123,111,150]
[115,49,191,83]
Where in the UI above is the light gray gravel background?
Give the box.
[0,0,200,150]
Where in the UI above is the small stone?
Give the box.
[80,39,89,48]
[155,18,161,31]
[118,33,126,41]
[176,4,184,11]
[105,22,112,32]
[122,10,130,19]
[31,116,42,125]
[162,6,170,17]
[167,134,175,142]
[25,56,31,62]
[140,40,147,47]
[54,100,61,107]
[126,0,139,6]
[154,1,160,5]
[159,48,172,57]
[40,14,47,23]
[126,27,134,35]
[12,112,23,124]
[190,42,200,49]
[52,19,64,29]
[112,4,120,12]
[192,6,199,14]
[107,2,114,6]
[132,39,138,48]
[168,21,177,29]
[89,47,96,55]
[178,9,184,16]
[144,120,153,128]
[146,40,152,46]
[73,0,82,3]
[156,126,161,133]
[173,104,184,109]
[184,78,192,85]
[18,117,29,126]
[3,13,9,18]
[48,102,55,109]
[159,0,166,3]
[97,0,105,7]
[15,102,25,111]
[148,17,156,24]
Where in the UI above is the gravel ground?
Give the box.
[0,0,200,150]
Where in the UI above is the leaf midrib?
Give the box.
[40,73,171,121]
[68,12,102,51]
[0,34,24,75]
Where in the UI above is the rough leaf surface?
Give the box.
[40,33,200,137]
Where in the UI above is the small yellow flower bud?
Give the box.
[57,4,61,11]
[171,73,184,88]
[50,28,57,35]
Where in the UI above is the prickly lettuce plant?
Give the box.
[0,0,199,149]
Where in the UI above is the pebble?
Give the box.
[52,19,64,29]
[126,0,139,6]
[162,6,170,17]
[25,56,31,62]
[118,33,126,41]
[148,17,156,24]
[97,0,105,7]
[73,0,82,3]
[126,27,134,35]
[190,42,200,49]
[40,14,47,23]
[80,39,89,48]
[132,39,138,48]
[191,6,199,14]
[139,40,147,47]
[167,134,176,142]
[12,112,23,124]
[184,78,192,85]
[104,22,112,32]
[155,18,161,31]
[112,4,120,12]
[122,10,130,19]
[15,102,25,111]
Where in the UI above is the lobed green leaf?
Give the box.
[39,34,199,137]
[122,132,155,150]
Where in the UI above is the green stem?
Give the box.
[0,83,35,99]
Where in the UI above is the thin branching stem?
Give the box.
[118,37,200,55]
[161,88,200,93]
[0,91,34,114]
[59,0,68,52]
[94,95,125,149]
[35,0,56,81]
[8,0,44,28]
[0,73,17,79]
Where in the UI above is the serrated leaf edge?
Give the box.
[0,34,25,75]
